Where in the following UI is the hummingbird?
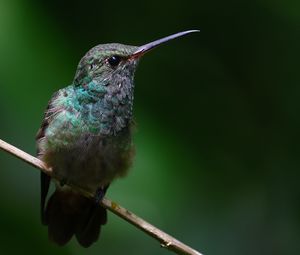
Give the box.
[36,30,199,247]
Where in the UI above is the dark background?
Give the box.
[0,0,299,254]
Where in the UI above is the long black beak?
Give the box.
[131,30,199,58]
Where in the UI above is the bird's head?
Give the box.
[73,30,199,88]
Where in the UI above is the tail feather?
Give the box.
[43,189,107,247]
[40,172,51,225]
[75,204,107,247]
[45,190,76,245]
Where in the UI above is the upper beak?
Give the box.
[131,30,199,59]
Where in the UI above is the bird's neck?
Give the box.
[73,77,134,136]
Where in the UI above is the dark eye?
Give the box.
[107,55,121,67]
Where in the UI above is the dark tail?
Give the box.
[41,174,107,247]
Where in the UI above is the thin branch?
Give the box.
[0,138,203,255]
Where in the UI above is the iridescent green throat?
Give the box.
[73,68,136,136]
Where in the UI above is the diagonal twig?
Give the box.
[0,138,203,255]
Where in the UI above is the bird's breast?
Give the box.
[43,128,134,193]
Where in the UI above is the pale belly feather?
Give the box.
[42,131,134,193]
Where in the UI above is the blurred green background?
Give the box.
[0,0,299,254]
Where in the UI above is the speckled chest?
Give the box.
[38,83,135,192]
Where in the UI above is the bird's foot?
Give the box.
[94,185,110,204]
[94,187,106,204]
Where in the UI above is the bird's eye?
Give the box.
[107,55,121,67]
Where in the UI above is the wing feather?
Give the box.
[36,91,60,225]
